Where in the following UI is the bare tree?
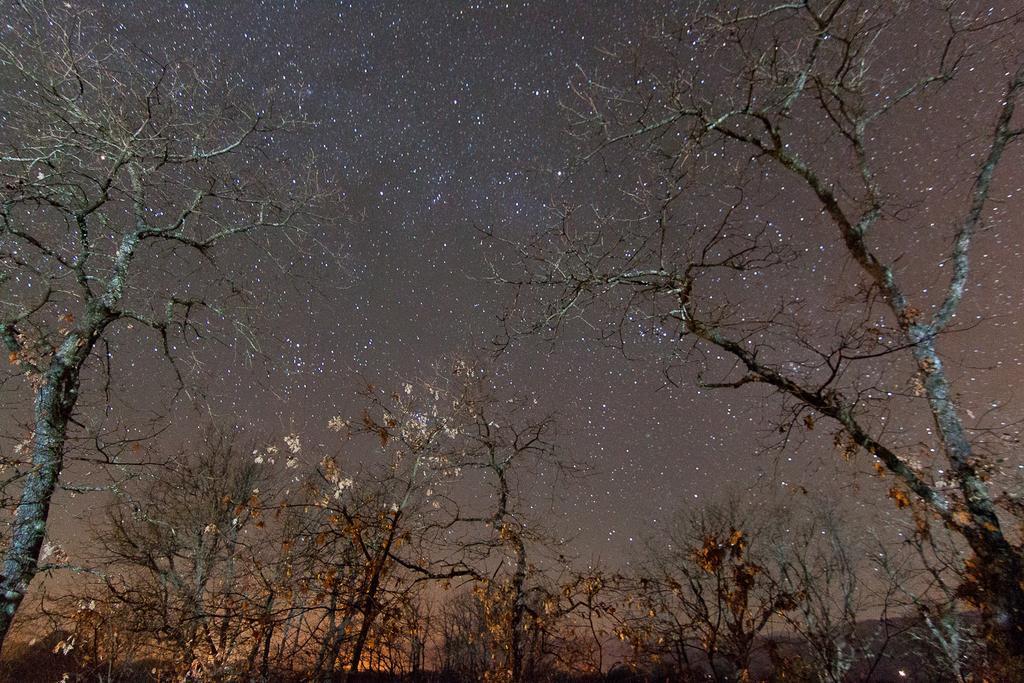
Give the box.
[0,2,322,645]
[501,0,1024,657]
[770,503,901,682]
[869,517,983,682]
[437,591,492,682]
[93,427,274,679]
[333,360,574,682]
[303,464,419,682]
[626,501,798,682]
[607,497,907,681]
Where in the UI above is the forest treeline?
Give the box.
[0,370,1007,682]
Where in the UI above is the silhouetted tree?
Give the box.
[0,1,322,646]
[629,502,797,681]
[95,428,273,678]
[501,0,1024,659]
[357,361,569,682]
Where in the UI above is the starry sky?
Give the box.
[39,1,1024,563]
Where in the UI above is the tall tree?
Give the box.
[325,360,569,682]
[0,3,320,646]
[628,501,798,682]
[502,0,1024,657]
[96,427,271,679]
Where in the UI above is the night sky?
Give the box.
[44,1,1024,563]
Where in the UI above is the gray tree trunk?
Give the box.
[0,324,99,644]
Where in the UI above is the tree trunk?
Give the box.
[347,510,400,674]
[313,585,340,682]
[0,348,84,647]
[507,530,527,683]
[912,338,1024,656]
[259,619,275,683]
[973,543,1024,660]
